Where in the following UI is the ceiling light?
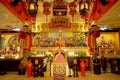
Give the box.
[99,26,107,31]
[58,12,62,15]
[12,27,21,31]
[118,13,120,17]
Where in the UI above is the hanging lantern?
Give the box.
[28,0,38,15]
[69,2,77,21]
[79,0,90,19]
[43,2,51,22]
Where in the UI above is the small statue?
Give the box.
[26,57,33,77]
[42,56,49,72]
[54,51,65,62]
[67,57,73,77]
[73,59,78,77]
[33,59,40,77]
[18,59,26,75]
[101,55,107,72]
[80,60,86,77]
[99,36,106,47]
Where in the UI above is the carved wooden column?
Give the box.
[0,30,1,49]
[119,30,120,49]
[91,34,97,53]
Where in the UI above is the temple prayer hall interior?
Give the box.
[0,0,120,80]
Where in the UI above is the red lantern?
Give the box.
[43,2,51,22]
[69,2,77,21]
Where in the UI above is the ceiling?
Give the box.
[36,1,85,23]
[96,0,120,30]
[0,0,120,31]
[0,2,23,30]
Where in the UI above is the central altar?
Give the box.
[51,62,68,76]
[51,50,69,76]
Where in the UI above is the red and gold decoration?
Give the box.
[92,25,100,38]
[49,17,71,28]
[23,25,32,51]
[88,24,100,54]
[88,28,93,53]
[89,25,100,39]
[43,2,51,22]
[19,31,27,40]
[53,0,67,16]
[53,64,66,75]
[69,2,77,22]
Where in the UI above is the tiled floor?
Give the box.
[0,71,120,80]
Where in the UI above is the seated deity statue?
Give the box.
[54,51,65,62]
[55,30,66,47]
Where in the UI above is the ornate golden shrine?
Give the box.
[52,49,68,61]
[51,49,69,76]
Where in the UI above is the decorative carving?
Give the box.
[41,23,48,32]
[53,0,67,16]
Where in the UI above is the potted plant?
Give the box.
[26,52,36,57]
[78,51,86,58]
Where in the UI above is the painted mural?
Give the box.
[1,33,23,54]
[32,29,88,47]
